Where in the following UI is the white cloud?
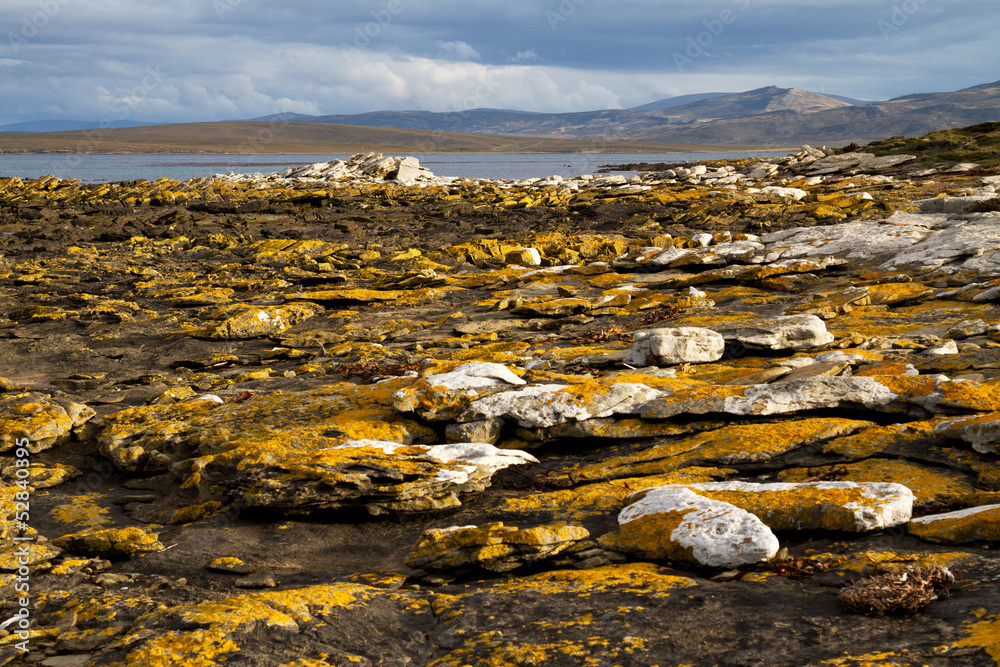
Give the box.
[510,50,537,63]
[0,0,996,124]
[436,40,480,61]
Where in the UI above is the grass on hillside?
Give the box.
[848,121,1000,168]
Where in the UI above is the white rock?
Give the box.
[760,213,939,264]
[648,247,694,266]
[616,487,779,568]
[640,376,902,419]
[465,382,661,428]
[692,233,713,247]
[762,186,808,201]
[424,442,538,474]
[593,175,627,187]
[419,362,527,392]
[625,327,726,366]
[923,340,959,356]
[654,481,914,532]
[748,163,779,179]
[934,414,1000,454]
[333,440,538,485]
[725,314,834,350]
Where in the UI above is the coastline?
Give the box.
[2,147,1000,665]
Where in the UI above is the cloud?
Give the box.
[436,40,480,61]
[0,0,997,124]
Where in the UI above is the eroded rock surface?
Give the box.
[3,149,1000,665]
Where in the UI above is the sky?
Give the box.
[0,0,997,125]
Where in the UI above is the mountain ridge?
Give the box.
[237,82,998,146]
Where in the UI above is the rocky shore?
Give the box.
[2,144,1000,666]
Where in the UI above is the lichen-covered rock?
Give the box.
[100,383,535,513]
[934,413,1000,454]
[624,327,725,366]
[0,542,61,570]
[0,394,95,453]
[196,303,316,339]
[406,522,590,572]
[636,481,913,532]
[98,381,435,474]
[52,527,164,560]
[600,487,780,568]
[0,462,80,489]
[391,361,526,421]
[723,314,834,350]
[639,376,900,419]
[96,383,539,513]
[1,487,25,540]
[908,504,1000,543]
[80,582,434,666]
[463,381,662,428]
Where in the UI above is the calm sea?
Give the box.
[0,151,787,184]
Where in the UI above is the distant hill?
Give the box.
[0,119,162,133]
[243,81,999,147]
[0,121,739,155]
[629,92,733,111]
[630,86,868,111]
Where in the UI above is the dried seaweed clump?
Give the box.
[838,566,955,616]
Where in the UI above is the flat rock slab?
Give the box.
[406,521,590,572]
[909,504,1000,543]
[634,481,914,532]
[935,412,1000,453]
[463,381,662,428]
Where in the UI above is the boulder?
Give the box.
[762,186,808,201]
[724,314,834,350]
[600,487,779,568]
[505,248,542,267]
[624,327,726,366]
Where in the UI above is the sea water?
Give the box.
[0,151,788,184]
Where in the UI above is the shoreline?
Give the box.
[2,147,1000,665]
